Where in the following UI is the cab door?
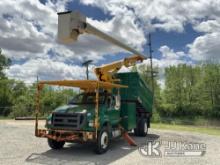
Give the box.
[105,95,120,126]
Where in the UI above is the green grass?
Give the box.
[151,123,220,136]
[0,116,13,120]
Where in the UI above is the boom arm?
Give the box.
[94,55,144,82]
[57,11,146,58]
[57,11,146,82]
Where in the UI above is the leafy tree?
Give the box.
[0,48,11,79]
[161,63,220,118]
[10,82,34,117]
[0,49,12,116]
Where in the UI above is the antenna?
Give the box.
[82,60,93,80]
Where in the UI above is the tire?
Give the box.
[48,139,65,149]
[134,127,140,136]
[139,119,148,137]
[94,127,110,154]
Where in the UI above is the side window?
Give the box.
[107,96,112,109]
[106,95,117,110]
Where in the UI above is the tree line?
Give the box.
[0,49,76,117]
[0,49,219,120]
[135,62,220,121]
[161,63,220,118]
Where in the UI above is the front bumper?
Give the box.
[36,129,95,142]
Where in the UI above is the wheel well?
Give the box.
[102,122,111,130]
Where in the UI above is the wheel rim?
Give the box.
[144,122,148,133]
[100,132,108,149]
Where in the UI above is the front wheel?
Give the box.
[48,139,65,149]
[94,127,110,154]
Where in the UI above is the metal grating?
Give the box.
[52,112,86,130]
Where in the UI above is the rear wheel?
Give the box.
[135,118,148,137]
[139,119,148,137]
[94,127,110,154]
[48,139,65,149]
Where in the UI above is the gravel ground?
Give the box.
[0,120,220,165]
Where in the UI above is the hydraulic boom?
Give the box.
[57,11,146,58]
[94,55,144,82]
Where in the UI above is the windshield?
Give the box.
[68,92,106,105]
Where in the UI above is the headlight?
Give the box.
[47,119,52,125]
[88,120,94,127]
[46,113,52,126]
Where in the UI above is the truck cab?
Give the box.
[35,72,153,154]
[35,80,131,154]
[46,91,121,133]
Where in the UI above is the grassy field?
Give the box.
[0,116,13,120]
[152,123,220,136]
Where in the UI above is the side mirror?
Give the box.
[114,95,121,110]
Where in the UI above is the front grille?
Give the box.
[52,112,86,130]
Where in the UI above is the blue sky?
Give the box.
[66,0,202,63]
[69,0,201,56]
[0,0,220,84]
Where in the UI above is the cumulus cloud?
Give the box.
[188,19,220,62]
[80,0,220,62]
[80,0,220,32]
[140,45,190,71]
[1,0,220,83]
[188,32,220,62]
[5,58,96,83]
[0,0,147,83]
[193,20,220,33]
[0,0,57,60]
[0,0,146,62]
[159,45,186,60]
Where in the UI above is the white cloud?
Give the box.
[0,0,146,63]
[187,19,220,62]
[88,14,146,52]
[5,58,96,84]
[156,45,191,70]
[80,0,220,33]
[159,45,186,60]
[80,0,220,62]
[139,45,191,88]
[1,0,220,83]
[0,0,147,82]
[188,32,220,61]
[193,20,220,33]
[0,0,57,60]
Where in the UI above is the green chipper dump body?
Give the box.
[116,72,153,131]
[116,72,153,112]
